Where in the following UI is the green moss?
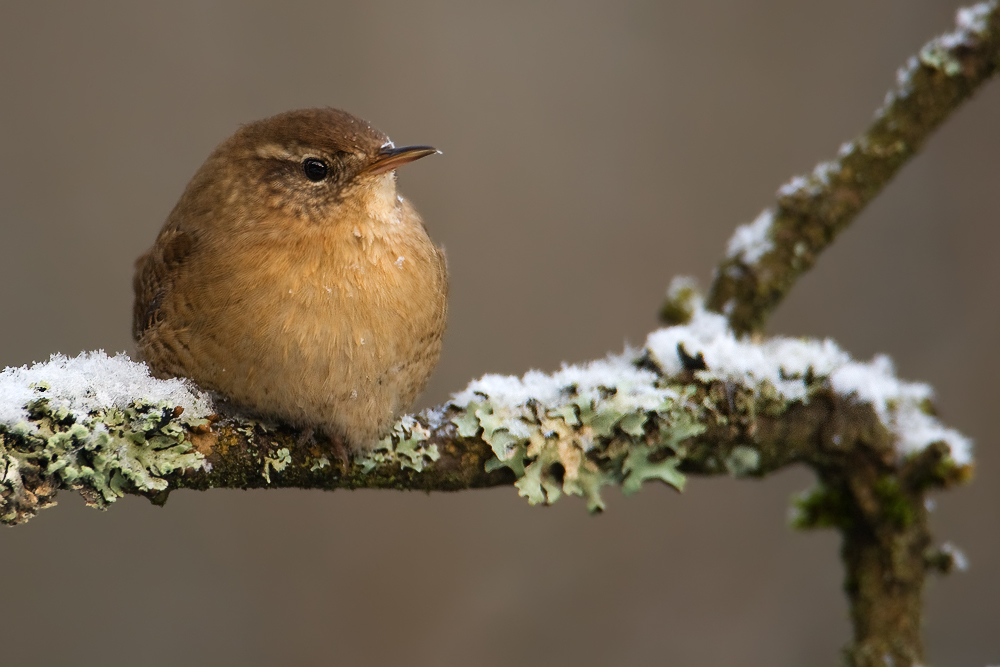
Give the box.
[873,475,915,529]
[793,475,917,533]
[791,483,853,531]
[659,277,702,325]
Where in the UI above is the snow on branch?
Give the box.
[695,0,1000,335]
[0,309,971,526]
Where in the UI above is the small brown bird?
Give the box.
[133,108,448,451]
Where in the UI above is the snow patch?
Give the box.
[452,351,667,413]
[778,175,810,198]
[727,209,774,264]
[0,351,214,427]
[646,310,849,401]
[956,1,993,34]
[940,542,969,572]
[645,310,972,465]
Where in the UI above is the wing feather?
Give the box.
[132,227,194,341]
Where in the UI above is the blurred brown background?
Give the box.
[1,1,997,665]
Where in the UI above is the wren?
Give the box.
[133,108,448,451]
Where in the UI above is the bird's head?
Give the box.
[179,108,437,231]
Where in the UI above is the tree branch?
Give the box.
[0,313,969,520]
[670,0,1000,335]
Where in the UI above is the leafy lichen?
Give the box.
[356,416,440,474]
[725,445,761,477]
[451,377,707,512]
[1,383,207,524]
[263,447,291,483]
[310,455,331,472]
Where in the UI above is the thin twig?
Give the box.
[683,1,1000,336]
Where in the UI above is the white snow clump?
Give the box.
[727,209,774,264]
[646,310,972,465]
[0,351,214,428]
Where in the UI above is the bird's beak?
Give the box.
[366,145,439,176]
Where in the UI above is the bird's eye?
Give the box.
[302,157,329,182]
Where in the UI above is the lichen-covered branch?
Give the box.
[0,325,973,666]
[0,358,963,514]
[679,1,1000,335]
[0,310,971,525]
[0,310,973,667]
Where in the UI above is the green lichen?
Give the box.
[356,416,440,474]
[452,408,482,438]
[621,444,685,495]
[1,384,208,524]
[310,455,330,472]
[263,447,291,483]
[725,445,761,477]
[920,42,964,76]
[452,382,705,512]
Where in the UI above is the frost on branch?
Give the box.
[0,309,972,525]
[0,353,214,524]
[647,309,971,465]
[704,0,1000,335]
[449,307,971,513]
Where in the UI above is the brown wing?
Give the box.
[132,227,194,341]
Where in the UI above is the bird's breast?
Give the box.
[201,211,446,383]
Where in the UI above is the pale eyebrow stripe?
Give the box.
[255,144,298,160]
